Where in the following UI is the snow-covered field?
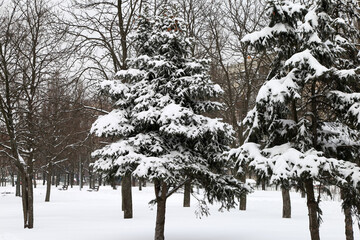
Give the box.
[1,185,359,240]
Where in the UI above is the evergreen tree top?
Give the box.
[90,11,248,211]
[231,0,360,193]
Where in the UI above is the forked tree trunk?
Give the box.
[154,181,168,240]
[305,179,320,240]
[122,173,133,218]
[45,163,52,202]
[281,186,291,218]
[183,180,191,207]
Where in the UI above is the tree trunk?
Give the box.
[301,189,306,198]
[1,169,4,186]
[132,177,136,187]
[183,180,191,207]
[139,178,142,191]
[98,175,102,187]
[33,175,36,188]
[70,172,74,188]
[154,181,168,240]
[341,190,354,240]
[11,173,15,187]
[16,173,21,197]
[45,163,52,202]
[52,174,55,186]
[79,157,83,189]
[262,179,266,190]
[282,186,291,218]
[89,172,93,189]
[111,177,117,190]
[344,204,354,240]
[21,172,34,228]
[239,173,247,210]
[56,172,60,187]
[42,171,46,185]
[122,173,133,218]
[305,179,320,240]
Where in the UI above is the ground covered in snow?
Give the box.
[1,185,359,240]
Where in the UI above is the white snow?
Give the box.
[99,80,129,96]
[116,68,145,78]
[90,109,133,137]
[230,143,360,187]
[241,23,290,44]
[256,70,300,103]
[306,10,318,25]
[1,185,359,240]
[284,49,328,77]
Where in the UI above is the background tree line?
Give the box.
[0,0,272,228]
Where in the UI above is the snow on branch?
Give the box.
[241,23,290,45]
[230,143,360,188]
[284,49,328,77]
[90,109,133,137]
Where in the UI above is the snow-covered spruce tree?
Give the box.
[230,1,360,240]
[90,11,248,240]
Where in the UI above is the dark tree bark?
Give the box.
[341,190,354,240]
[21,172,34,228]
[183,180,191,207]
[51,174,55,186]
[122,173,133,218]
[239,173,247,210]
[45,163,52,202]
[89,172,93,189]
[70,172,74,188]
[138,178,142,191]
[56,172,60,187]
[154,181,168,240]
[281,186,291,218]
[42,171,46,185]
[261,179,266,190]
[11,173,15,187]
[111,177,117,190]
[98,176,102,187]
[33,176,36,188]
[305,179,320,240]
[132,177,136,187]
[301,189,306,198]
[1,169,4,186]
[16,173,21,197]
[344,204,354,240]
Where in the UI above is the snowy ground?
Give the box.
[1,185,359,240]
